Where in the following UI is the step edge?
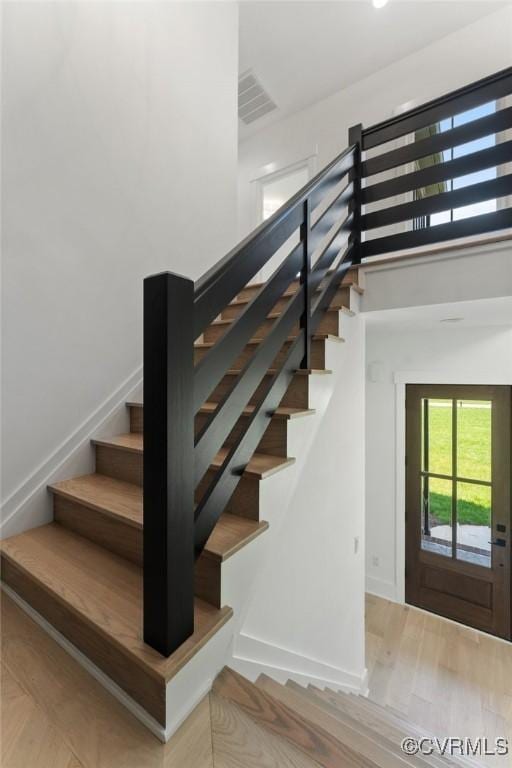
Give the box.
[213,305,347,326]
[0,530,234,684]
[50,481,269,562]
[128,402,316,421]
[195,334,344,350]
[49,479,142,530]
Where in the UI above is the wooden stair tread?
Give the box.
[225,367,332,376]
[0,524,232,683]
[211,305,350,327]
[213,667,378,768]
[257,675,415,768]
[92,434,296,479]
[49,473,268,561]
[230,278,363,305]
[302,687,463,768]
[127,401,315,421]
[195,333,344,350]
[332,691,480,768]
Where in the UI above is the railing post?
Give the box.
[348,122,363,264]
[143,271,195,657]
[299,197,311,369]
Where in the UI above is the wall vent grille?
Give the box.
[238,69,277,124]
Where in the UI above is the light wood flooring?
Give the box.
[365,594,512,765]
[1,591,510,768]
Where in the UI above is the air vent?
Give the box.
[238,70,277,125]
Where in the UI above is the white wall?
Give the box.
[1,3,238,523]
[238,5,512,239]
[365,319,512,602]
[235,307,367,688]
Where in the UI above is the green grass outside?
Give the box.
[425,401,491,527]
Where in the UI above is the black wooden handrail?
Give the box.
[193,145,356,338]
[362,66,512,149]
[143,68,512,658]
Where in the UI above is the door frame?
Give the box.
[393,370,512,609]
[405,383,510,639]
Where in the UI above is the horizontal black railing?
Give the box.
[360,66,512,258]
[144,68,512,657]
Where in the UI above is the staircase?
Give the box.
[2,67,512,742]
[211,666,480,768]
[0,270,362,736]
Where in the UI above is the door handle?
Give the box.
[489,538,507,547]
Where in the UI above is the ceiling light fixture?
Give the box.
[372,0,389,8]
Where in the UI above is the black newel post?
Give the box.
[143,271,195,657]
[348,122,363,265]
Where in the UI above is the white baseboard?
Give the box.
[366,576,400,603]
[1,366,142,539]
[231,632,368,694]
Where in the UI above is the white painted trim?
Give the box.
[232,632,367,694]
[164,679,213,744]
[393,369,512,607]
[1,365,142,534]
[253,154,318,225]
[1,582,167,742]
[250,147,318,184]
[359,233,512,275]
[394,370,512,386]
[366,575,399,603]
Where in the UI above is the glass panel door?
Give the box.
[420,397,492,569]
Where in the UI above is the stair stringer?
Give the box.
[221,293,368,696]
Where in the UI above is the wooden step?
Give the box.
[210,689,322,768]
[209,367,331,410]
[92,432,296,487]
[0,524,233,727]
[205,306,343,344]
[221,287,357,320]
[257,675,422,768]
[234,274,361,303]
[213,667,378,768]
[301,686,462,768]
[49,473,269,608]
[194,334,344,369]
[325,690,480,768]
[128,401,314,459]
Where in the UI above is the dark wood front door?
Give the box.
[406,384,511,640]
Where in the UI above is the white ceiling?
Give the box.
[239,1,506,137]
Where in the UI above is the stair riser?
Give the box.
[129,407,288,457]
[94,446,261,520]
[221,285,354,320]
[196,412,288,458]
[204,310,340,344]
[53,496,222,608]
[221,294,292,320]
[0,556,166,726]
[197,469,260,521]
[195,338,326,369]
[95,444,142,486]
[208,371,310,409]
[235,272,357,302]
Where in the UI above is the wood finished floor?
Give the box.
[1,592,510,768]
[365,594,512,767]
